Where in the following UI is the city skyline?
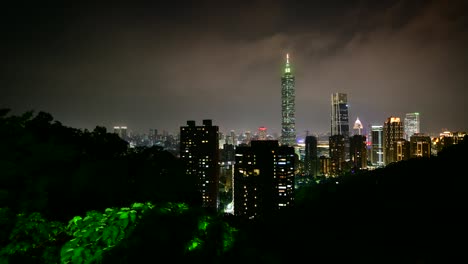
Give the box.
[3,1,468,136]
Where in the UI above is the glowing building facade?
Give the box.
[394,138,410,162]
[370,125,384,167]
[404,112,420,140]
[281,54,296,146]
[180,120,220,211]
[383,117,404,165]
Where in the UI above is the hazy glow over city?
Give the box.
[3,1,467,136]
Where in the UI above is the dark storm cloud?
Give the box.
[2,0,467,137]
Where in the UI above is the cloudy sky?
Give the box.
[2,0,467,138]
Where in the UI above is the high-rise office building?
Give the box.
[329,134,346,175]
[383,116,404,165]
[331,93,350,159]
[234,140,295,220]
[180,120,219,211]
[370,125,384,167]
[350,134,367,170]
[304,135,318,176]
[404,112,420,140]
[281,54,296,147]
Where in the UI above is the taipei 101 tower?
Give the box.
[280,53,296,146]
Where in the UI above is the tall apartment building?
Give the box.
[180,120,219,211]
[234,140,295,220]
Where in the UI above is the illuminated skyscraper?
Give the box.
[180,120,220,211]
[331,93,350,159]
[281,53,296,146]
[370,125,384,167]
[383,116,404,165]
[404,112,420,140]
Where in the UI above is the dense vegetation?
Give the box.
[1,109,466,263]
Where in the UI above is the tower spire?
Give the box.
[353,116,363,135]
[284,53,291,74]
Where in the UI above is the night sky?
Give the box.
[2,0,468,137]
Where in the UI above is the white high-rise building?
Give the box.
[404,112,420,140]
[370,125,384,167]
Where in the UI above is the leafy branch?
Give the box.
[60,202,154,264]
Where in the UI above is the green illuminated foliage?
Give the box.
[186,214,238,256]
[187,237,202,251]
[0,211,66,263]
[222,222,237,252]
[156,201,189,215]
[1,202,239,263]
[198,216,211,232]
[60,202,154,264]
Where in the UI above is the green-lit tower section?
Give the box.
[281,53,296,146]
